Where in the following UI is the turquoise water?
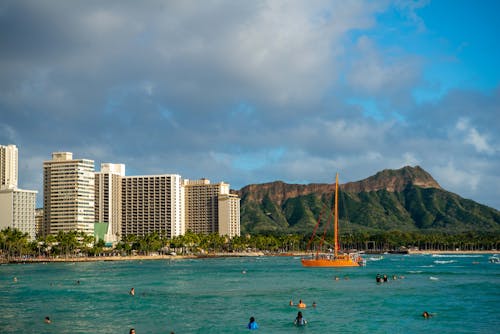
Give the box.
[1,254,499,334]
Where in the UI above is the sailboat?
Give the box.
[301,173,365,267]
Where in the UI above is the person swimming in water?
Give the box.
[422,311,432,319]
[129,288,135,296]
[294,311,307,326]
[297,299,306,308]
[44,316,51,324]
[247,316,258,330]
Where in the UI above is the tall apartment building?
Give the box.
[218,193,240,237]
[95,163,125,243]
[183,179,239,236]
[0,144,18,189]
[121,174,184,238]
[35,208,44,237]
[43,152,95,235]
[0,188,37,239]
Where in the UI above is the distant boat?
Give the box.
[301,173,365,267]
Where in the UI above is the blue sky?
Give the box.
[0,0,499,210]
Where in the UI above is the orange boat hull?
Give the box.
[301,255,362,267]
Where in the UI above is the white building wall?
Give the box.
[0,144,18,189]
[43,152,95,236]
[0,188,37,239]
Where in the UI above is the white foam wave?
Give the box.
[434,260,456,264]
[431,254,483,258]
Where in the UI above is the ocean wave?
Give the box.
[434,260,456,264]
[407,270,422,274]
[431,254,483,258]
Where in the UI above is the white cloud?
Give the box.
[455,118,495,154]
[434,162,480,192]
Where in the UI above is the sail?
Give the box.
[301,173,364,267]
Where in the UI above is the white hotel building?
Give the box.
[43,152,95,236]
[0,144,37,239]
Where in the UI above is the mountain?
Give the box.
[235,166,500,234]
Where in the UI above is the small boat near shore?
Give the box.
[301,173,364,267]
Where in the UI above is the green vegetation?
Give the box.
[240,185,500,235]
[1,227,499,263]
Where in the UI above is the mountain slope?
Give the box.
[236,166,500,234]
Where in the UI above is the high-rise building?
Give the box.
[0,144,18,189]
[121,174,184,238]
[35,208,44,237]
[218,193,240,237]
[183,179,238,235]
[0,188,37,239]
[95,163,125,243]
[43,152,95,235]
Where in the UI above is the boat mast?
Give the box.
[334,173,339,257]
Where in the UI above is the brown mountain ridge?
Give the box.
[235,166,500,234]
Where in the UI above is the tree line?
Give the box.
[1,227,498,261]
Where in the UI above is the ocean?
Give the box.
[0,254,499,333]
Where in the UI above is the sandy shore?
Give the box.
[407,250,497,255]
[2,250,497,264]
[1,251,267,264]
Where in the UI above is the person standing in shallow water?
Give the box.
[248,316,258,330]
[294,311,307,326]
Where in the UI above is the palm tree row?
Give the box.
[1,228,499,261]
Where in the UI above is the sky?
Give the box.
[1,0,499,210]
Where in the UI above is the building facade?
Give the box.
[121,174,184,238]
[183,179,235,235]
[0,188,37,239]
[218,193,240,237]
[0,144,18,189]
[95,163,125,243]
[43,152,95,235]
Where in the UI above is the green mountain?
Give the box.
[236,166,500,235]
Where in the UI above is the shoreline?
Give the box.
[0,251,266,264]
[2,250,497,264]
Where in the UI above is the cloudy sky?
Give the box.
[1,0,499,210]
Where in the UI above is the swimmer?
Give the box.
[247,316,259,330]
[289,300,294,306]
[297,299,306,308]
[312,301,317,308]
[422,311,432,319]
[294,311,307,326]
[13,277,18,282]
[335,276,340,281]
[129,287,135,296]
[129,328,136,334]
[44,316,51,324]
